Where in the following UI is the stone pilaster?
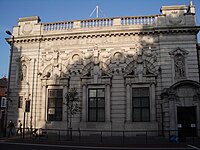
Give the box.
[81,84,87,122]
[126,83,131,122]
[105,84,111,122]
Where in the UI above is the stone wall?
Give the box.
[6,3,200,133]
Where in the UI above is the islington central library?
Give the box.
[5,1,200,137]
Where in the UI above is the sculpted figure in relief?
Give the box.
[175,54,185,77]
[19,64,27,81]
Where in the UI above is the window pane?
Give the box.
[142,108,150,121]
[55,108,62,121]
[132,88,140,97]
[133,108,140,121]
[98,98,104,107]
[141,88,149,96]
[89,109,96,121]
[89,89,96,97]
[97,89,104,97]
[57,90,63,98]
[141,97,149,107]
[133,98,140,107]
[57,98,63,107]
[49,99,55,107]
[48,114,55,121]
[98,109,105,121]
[133,87,149,97]
[48,108,55,114]
[49,90,56,97]
[89,98,96,107]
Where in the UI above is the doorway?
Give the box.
[177,106,197,137]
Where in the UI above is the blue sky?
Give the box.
[0,0,200,76]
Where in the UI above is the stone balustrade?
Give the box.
[121,15,155,25]
[42,15,156,32]
[81,18,113,28]
[43,21,74,31]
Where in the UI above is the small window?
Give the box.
[18,96,23,108]
[1,97,6,107]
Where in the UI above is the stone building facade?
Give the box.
[6,2,200,137]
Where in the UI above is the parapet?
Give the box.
[11,3,197,37]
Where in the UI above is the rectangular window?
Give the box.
[1,97,6,107]
[18,96,23,108]
[132,87,150,122]
[47,89,63,121]
[88,89,105,122]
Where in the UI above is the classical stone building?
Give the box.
[6,2,200,137]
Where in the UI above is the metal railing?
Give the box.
[6,128,200,145]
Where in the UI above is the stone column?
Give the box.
[81,84,87,122]
[105,84,111,122]
[126,83,131,122]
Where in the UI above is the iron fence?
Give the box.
[9,128,200,145]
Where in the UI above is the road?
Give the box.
[0,141,200,150]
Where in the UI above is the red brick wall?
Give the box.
[0,87,5,97]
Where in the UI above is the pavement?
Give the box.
[1,134,200,149]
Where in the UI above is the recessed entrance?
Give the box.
[177,106,197,137]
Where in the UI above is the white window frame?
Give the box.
[1,97,6,107]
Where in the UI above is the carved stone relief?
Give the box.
[22,22,33,35]
[174,54,185,77]
[19,64,27,81]
[15,55,31,85]
[169,47,189,78]
[168,11,184,25]
[124,44,158,77]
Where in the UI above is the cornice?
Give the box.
[6,26,200,44]
[154,26,200,34]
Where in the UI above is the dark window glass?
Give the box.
[18,96,23,108]
[132,87,150,122]
[47,89,63,121]
[133,108,140,122]
[88,88,105,122]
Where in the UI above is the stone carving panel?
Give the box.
[174,54,185,77]
[15,55,31,85]
[22,22,33,35]
[169,47,189,78]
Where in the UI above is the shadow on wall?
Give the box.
[5,2,199,133]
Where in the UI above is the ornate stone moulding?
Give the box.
[9,27,198,44]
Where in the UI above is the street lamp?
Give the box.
[5,30,14,136]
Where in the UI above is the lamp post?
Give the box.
[5,30,14,136]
